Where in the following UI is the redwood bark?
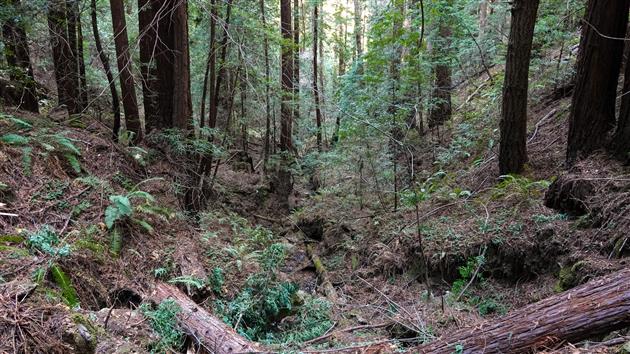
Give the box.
[47,0,81,114]
[613,42,630,158]
[261,0,272,163]
[139,0,192,131]
[293,0,300,137]
[110,0,141,138]
[149,283,260,354]
[90,0,121,140]
[1,0,38,112]
[313,1,323,152]
[280,0,293,152]
[412,268,630,353]
[428,22,452,128]
[498,0,540,175]
[567,0,630,162]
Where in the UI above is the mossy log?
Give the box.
[306,243,343,304]
[412,268,630,353]
[149,283,260,354]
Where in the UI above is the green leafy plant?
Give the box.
[104,189,170,255]
[451,255,485,299]
[27,225,71,257]
[141,299,185,353]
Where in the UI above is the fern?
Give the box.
[109,225,123,255]
[21,147,32,176]
[64,153,81,173]
[50,263,80,308]
[1,133,30,145]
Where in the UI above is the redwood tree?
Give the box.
[110,0,141,138]
[91,0,121,139]
[1,0,38,112]
[139,0,192,131]
[428,14,453,127]
[313,0,323,151]
[567,0,630,162]
[498,0,540,175]
[47,0,82,114]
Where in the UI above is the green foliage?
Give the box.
[50,263,80,308]
[209,267,224,294]
[450,255,485,298]
[168,275,206,290]
[104,189,170,255]
[493,175,552,201]
[141,299,185,353]
[27,225,71,257]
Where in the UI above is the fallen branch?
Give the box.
[149,283,260,354]
[411,269,630,353]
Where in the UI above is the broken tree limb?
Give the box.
[412,269,630,353]
[149,283,260,354]
[306,243,344,304]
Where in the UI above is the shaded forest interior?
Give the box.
[1,0,630,353]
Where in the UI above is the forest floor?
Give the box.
[1,64,629,353]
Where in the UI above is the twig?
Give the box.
[303,322,391,345]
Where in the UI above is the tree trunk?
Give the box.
[47,0,81,114]
[90,0,121,140]
[149,283,260,354]
[211,0,233,131]
[140,0,192,131]
[412,268,630,353]
[293,0,300,139]
[65,0,84,111]
[428,21,452,128]
[76,12,89,109]
[498,0,540,175]
[566,0,630,162]
[138,0,159,128]
[353,0,362,60]
[1,0,38,113]
[613,40,630,158]
[199,0,217,130]
[274,0,294,206]
[110,0,141,138]
[313,1,323,152]
[261,0,271,164]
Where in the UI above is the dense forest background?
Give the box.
[0,0,630,352]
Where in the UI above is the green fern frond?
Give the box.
[50,263,80,307]
[1,133,30,145]
[64,153,81,173]
[109,226,123,256]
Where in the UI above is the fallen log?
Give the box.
[149,283,260,354]
[413,268,630,353]
[306,243,344,304]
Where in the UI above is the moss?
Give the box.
[555,261,586,292]
[0,235,24,244]
[0,245,29,257]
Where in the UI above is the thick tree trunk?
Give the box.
[138,0,159,129]
[149,283,260,354]
[47,0,81,114]
[613,45,630,158]
[110,0,141,138]
[567,0,630,162]
[428,22,452,128]
[1,0,38,113]
[139,0,192,131]
[280,0,293,152]
[313,2,323,152]
[90,0,121,140]
[498,0,540,175]
[412,269,630,353]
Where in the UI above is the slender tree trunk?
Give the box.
[567,0,630,162]
[292,0,300,140]
[47,0,81,114]
[354,0,362,60]
[211,0,233,130]
[273,0,294,207]
[498,0,540,175]
[90,0,121,140]
[313,1,323,152]
[261,0,271,164]
[199,0,217,130]
[110,0,141,138]
[1,0,38,112]
[66,0,83,108]
[428,21,452,128]
[318,2,326,134]
[76,13,89,108]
